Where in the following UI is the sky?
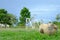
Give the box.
[0,0,60,23]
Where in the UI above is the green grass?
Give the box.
[0,28,60,40]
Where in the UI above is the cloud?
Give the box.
[30,5,59,12]
[29,5,60,23]
[30,8,56,12]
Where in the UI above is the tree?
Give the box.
[0,9,17,27]
[56,14,60,22]
[52,14,60,26]
[4,13,17,26]
[19,7,31,26]
[0,9,7,23]
[0,9,7,14]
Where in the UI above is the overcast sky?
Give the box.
[0,0,60,23]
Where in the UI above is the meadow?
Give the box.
[0,28,60,40]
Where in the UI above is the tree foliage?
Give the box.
[0,9,17,26]
[19,7,31,26]
[56,14,60,21]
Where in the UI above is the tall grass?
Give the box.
[0,28,59,40]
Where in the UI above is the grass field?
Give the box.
[0,28,60,40]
